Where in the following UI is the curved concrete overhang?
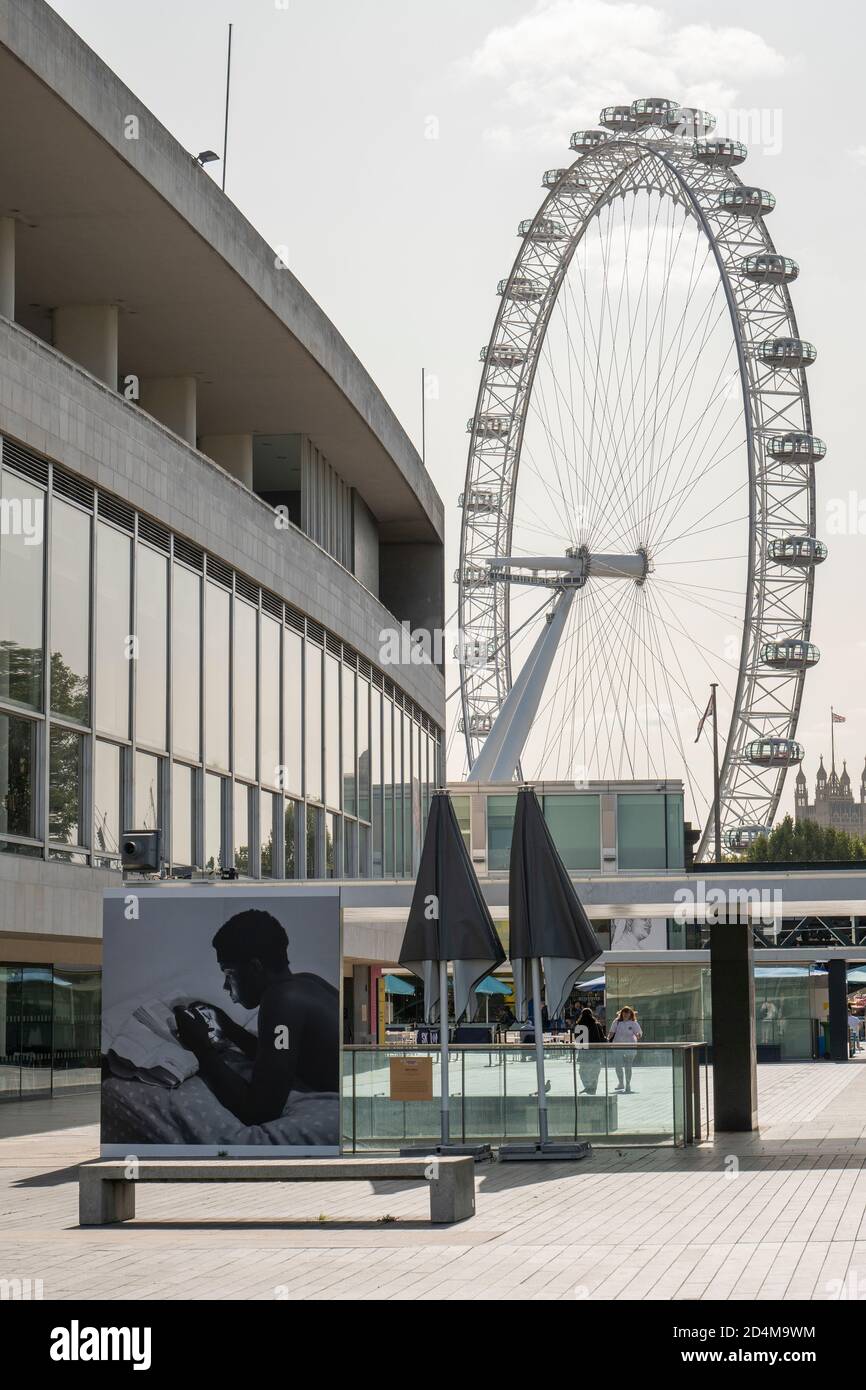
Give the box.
[0,0,443,544]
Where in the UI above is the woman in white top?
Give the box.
[607,1006,642,1093]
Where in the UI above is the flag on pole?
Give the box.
[832,711,846,724]
[695,691,714,743]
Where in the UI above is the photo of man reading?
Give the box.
[172,909,339,1126]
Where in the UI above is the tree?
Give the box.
[742,814,866,863]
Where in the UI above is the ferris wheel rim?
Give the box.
[457,115,818,858]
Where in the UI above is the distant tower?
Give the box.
[840,761,852,801]
[815,756,828,802]
[861,757,866,805]
[795,765,808,814]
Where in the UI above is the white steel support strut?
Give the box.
[468,586,577,784]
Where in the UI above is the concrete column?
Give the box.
[199,434,253,488]
[139,376,197,446]
[0,218,14,320]
[827,958,849,1061]
[52,305,118,387]
[710,921,758,1130]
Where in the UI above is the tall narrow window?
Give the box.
[205,583,230,771]
[371,687,382,876]
[233,598,257,781]
[383,699,393,876]
[305,643,322,802]
[324,653,340,809]
[94,522,131,738]
[260,615,280,789]
[260,789,276,876]
[0,713,37,838]
[93,740,122,868]
[204,772,224,872]
[0,472,44,710]
[49,727,86,846]
[357,678,370,823]
[172,763,194,868]
[135,545,168,750]
[134,750,161,831]
[283,629,303,796]
[172,564,201,762]
[233,784,250,874]
[342,664,356,816]
[50,498,91,724]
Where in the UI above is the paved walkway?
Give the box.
[3,1061,866,1300]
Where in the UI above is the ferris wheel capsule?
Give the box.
[695,138,748,167]
[767,535,827,567]
[497,275,545,303]
[760,639,820,670]
[664,107,716,136]
[481,344,526,369]
[518,217,567,243]
[759,338,817,368]
[469,412,511,439]
[718,187,775,217]
[741,254,799,284]
[766,433,826,463]
[542,169,591,193]
[569,129,609,153]
[631,97,679,126]
[599,105,638,131]
[744,737,804,767]
[724,824,772,851]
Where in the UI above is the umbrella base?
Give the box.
[398,1143,493,1162]
[498,1141,592,1162]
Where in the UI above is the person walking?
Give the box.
[848,1008,863,1057]
[575,1006,606,1095]
[608,1005,642,1093]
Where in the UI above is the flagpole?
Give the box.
[831,706,836,774]
[712,683,721,863]
[531,957,549,1146]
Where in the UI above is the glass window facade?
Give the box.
[543,793,601,870]
[617,793,683,870]
[0,453,441,879]
[487,794,517,871]
[0,472,44,710]
[0,963,100,1100]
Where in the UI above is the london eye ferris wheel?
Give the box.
[457,98,824,861]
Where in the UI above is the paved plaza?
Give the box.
[3,1059,866,1300]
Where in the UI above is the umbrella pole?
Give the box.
[439,957,450,1146]
[531,957,549,1146]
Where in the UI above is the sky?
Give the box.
[49,0,866,820]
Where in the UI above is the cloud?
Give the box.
[461,0,789,150]
[850,146,866,167]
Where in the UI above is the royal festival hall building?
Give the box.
[0,0,444,1098]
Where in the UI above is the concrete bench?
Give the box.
[78,1156,476,1226]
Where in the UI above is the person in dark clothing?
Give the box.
[173,909,339,1125]
[575,1006,606,1095]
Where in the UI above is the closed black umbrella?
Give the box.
[399,789,505,1145]
[506,785,602,1156]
